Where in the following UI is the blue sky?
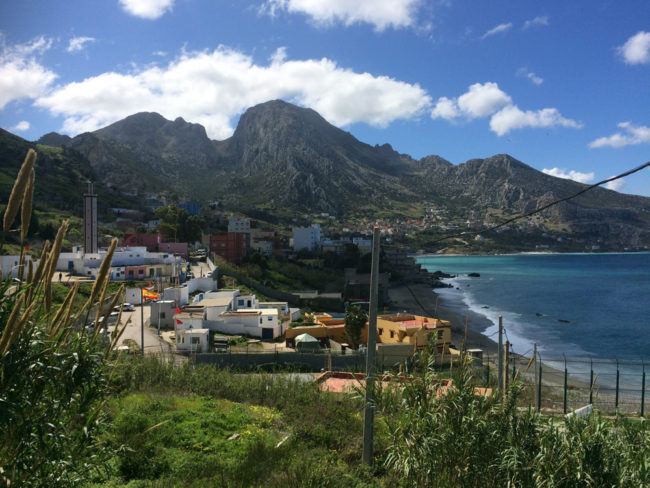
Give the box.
[1,0,649,195]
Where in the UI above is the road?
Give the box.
[111,305,174,356]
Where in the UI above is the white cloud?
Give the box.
[0,36,57,109]
[516,67,543,85]
[34,46,432,138]
[431,96,460,120]
[589,122,650,148]
[604,178,626,192]
[118,0,174,20]
[522,16,549,30]
[542,168,594,184]
[431,82,511,121]
[11,120,30,132]
[432,82,580,136]
[618,31,650,64]
[67,36,95,53]
[490,105,582,136]
[262,0,422,31]
[481,22,512,39]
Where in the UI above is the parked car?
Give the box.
[114,303,135,312]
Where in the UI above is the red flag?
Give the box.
[175,307,182,314]
[176,319,183,325]
[149,281,153,287]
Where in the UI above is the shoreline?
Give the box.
[387,283,500,357]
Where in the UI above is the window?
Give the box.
[267,316,273,321]
[191,337,200,345]
[260,318,263,324]
[161,312,166,319]
[238,299,244,306]
[390,330,395,339]
[437,331,443,340]
[378,328,383,336]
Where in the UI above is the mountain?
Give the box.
[0,128,140,218]
[2,99,649,250]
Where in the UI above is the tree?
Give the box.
[155,205,205,242]
[344,305,367,349]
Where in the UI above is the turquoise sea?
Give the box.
[416,253,650,362]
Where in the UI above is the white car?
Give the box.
[114,303,135,312]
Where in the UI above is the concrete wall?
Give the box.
[126,287,143,305]
[150,301,175,329]
[193,351,367,372]
[186,276,217,294]
[162,286,189,305]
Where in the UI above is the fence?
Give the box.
[476,351,648,416]
[188,345,648,416]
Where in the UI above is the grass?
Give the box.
[91,355,381,487]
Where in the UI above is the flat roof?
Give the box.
[198,297,233,307]
[176,312,204,319]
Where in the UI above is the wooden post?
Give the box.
[362,227,380,467]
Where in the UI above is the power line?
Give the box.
[428,160,650,244]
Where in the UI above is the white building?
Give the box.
[1,255,38,280]
[56,246,181,280]
[233,294,259,310]
[175,328,210,353]
[228,216,251,233]
[212,309,282,340]
[292,224,321,251]
[150,300,176,329]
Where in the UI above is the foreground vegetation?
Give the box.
[1,151,648,487]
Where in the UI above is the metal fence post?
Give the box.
[537,355,542,413]
[486,352,490,386]
[589,358,594,405]
[614,359,621,410]
[564,354,569,415]
[641,362,646,418]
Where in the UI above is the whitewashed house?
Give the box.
[175,328,210,353]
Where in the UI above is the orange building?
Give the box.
[285,313,451,354]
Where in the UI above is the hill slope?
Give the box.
[1,99,648,249]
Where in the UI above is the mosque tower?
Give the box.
[83,181,98,254]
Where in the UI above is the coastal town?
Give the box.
[2,182,472,366]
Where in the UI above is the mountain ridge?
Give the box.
[1,98,645,250]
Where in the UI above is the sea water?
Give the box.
[417,253,650,362]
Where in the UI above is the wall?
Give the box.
[193,351,366,371]
[186,276,217,294]
[216,268,300,306]
[150,301,175,329]
[162,286,189,305]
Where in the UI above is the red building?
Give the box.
[210,232,248,264]
[123,233,163,250]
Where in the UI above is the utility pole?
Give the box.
[497,315,503,393]
[140,287,144,355]
[362,226,380,466]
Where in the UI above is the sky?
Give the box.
[1,0,649,195]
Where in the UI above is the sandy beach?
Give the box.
[387,283,500,356]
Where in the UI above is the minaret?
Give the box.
[83,181,98,254]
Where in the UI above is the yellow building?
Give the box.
[376,314,451,354]
[285,313,450,354]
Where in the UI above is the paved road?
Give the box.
[111,305,173,356]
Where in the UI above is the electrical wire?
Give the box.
[427,160,650,244]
